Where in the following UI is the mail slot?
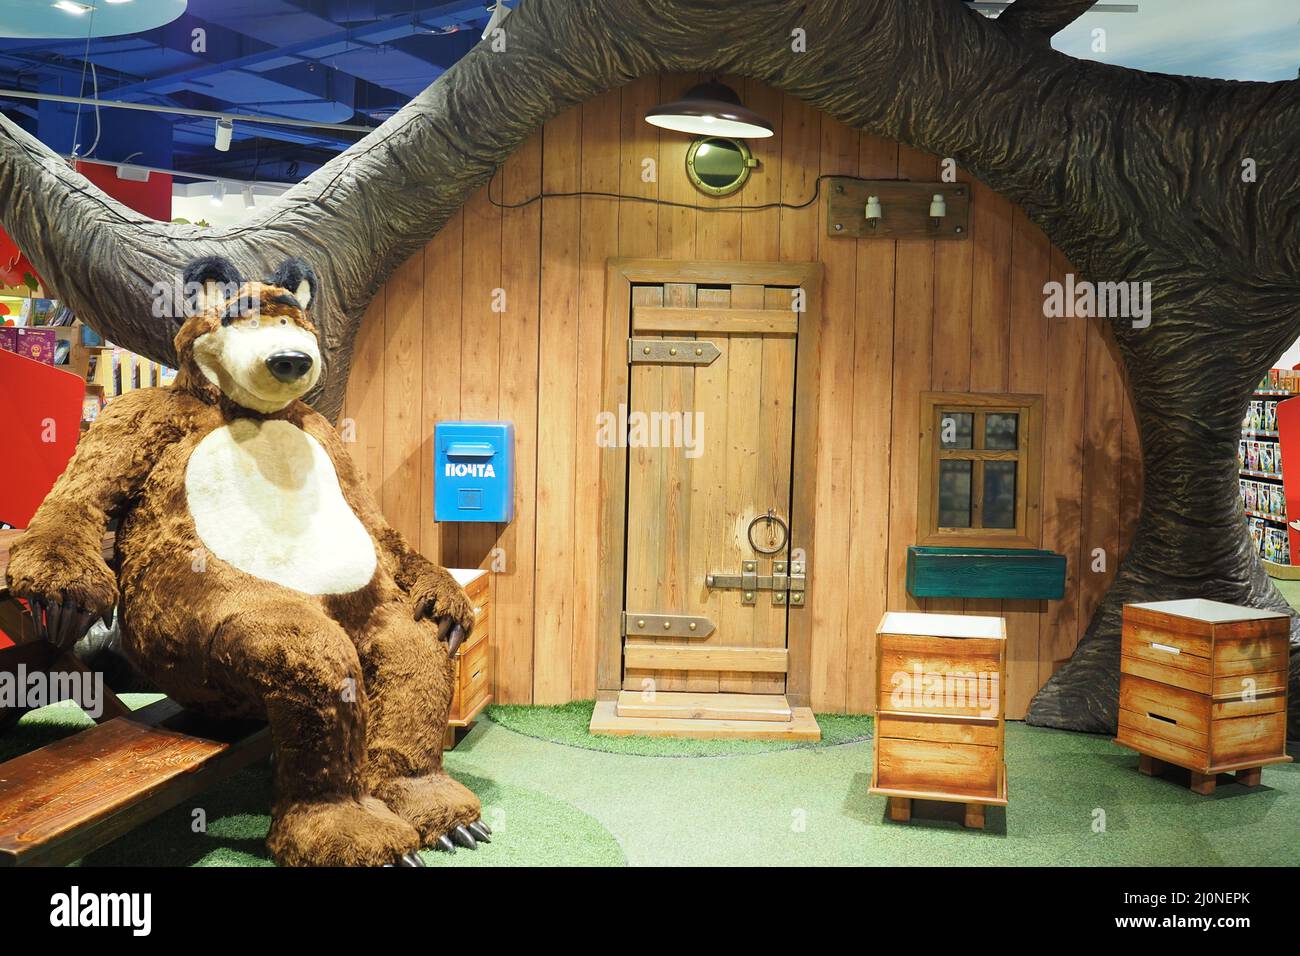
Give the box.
[434,421,515,523]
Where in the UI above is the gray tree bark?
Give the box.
[1,0,1297,734]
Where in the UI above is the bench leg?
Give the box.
[1235,767,1262,787]
[887,796,911,823]
[1138,754,1162,776]
[1189,770,1217,796]
[963,803,986,830]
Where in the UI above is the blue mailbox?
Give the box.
[434,421,515,523]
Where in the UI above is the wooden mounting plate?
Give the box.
[824,178,970,240]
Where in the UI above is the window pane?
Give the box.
[938,460,973,527]
[982,461,1017,529]
[939,412,973,449]
[985,413,1019,450]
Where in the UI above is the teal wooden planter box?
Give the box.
[906,546,1066,600]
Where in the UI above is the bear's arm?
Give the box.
[6,389,190,614]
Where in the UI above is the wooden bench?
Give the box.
[0,529,270,866]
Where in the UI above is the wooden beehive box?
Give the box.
[1115,599,1292,794]
[869,611,1007,828]
[445,569,491,748]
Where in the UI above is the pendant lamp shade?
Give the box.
[645,81,774,138]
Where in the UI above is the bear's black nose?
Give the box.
[266,350,313,383]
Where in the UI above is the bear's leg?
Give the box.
[207,599,421,866]
[358,601,485,849]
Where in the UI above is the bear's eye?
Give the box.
[279,317,288,326]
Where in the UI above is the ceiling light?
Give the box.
[214,117,233,152]
[116,165,150,182]
[52,1,93,14]
[481,2,511,40]
[645,81,774,139]
[481,2,511,38]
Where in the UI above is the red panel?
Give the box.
[0,349,83,528]
[75,161,173,223]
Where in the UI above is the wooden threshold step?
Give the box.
[616,691,793,722]
[590,701,821,741]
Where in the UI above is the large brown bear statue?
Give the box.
[6,255,490,865]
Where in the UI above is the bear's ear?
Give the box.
[181,255,243,320]
[267,257,317,311]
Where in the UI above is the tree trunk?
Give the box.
[0,0,1297,732]
[1029,302,1300,737]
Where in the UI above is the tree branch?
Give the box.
[996,0,1097,37]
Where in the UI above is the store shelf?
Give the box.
[1240,469,1284,480]
[1243,508,1287,525]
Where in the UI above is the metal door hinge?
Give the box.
[629,338,720,366]
[706,558,807,606]
[621,612,716,637]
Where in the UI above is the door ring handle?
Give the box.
[748,510,789,556]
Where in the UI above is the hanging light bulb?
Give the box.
[210,182,226,208]
[645,81,774,139]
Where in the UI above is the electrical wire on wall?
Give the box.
[486,171,881,214]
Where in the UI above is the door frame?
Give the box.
[595,257,825,706]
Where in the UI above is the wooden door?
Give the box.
[621,279,799,697]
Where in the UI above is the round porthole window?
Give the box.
[685,136,756,197]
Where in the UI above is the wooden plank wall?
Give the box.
[342,76,1142,718]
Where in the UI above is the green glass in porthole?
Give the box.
[685,137,757,197]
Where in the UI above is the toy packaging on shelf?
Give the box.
[1247,381,1300,566]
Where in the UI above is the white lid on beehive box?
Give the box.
[877,611,1006,639]
[448,568,489,587]
[1128,599,1289,623]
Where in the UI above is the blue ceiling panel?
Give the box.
[0,0,492,182]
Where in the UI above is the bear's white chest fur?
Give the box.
[185,418,377,595]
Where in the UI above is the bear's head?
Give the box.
[174,255,321,414]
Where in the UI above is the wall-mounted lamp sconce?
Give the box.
[928,193,947,228]
[645,81,774,139]
[864,195,883,229]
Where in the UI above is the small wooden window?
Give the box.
[917,392,1043,549]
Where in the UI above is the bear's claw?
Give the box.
[400,851,426,867]
[468,821,491,843]
[450,824,477,849]
[434,834,457,853]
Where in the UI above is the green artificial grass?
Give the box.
[6,695,1296,866]
[484,700,873,756]
[3,695,623,867]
